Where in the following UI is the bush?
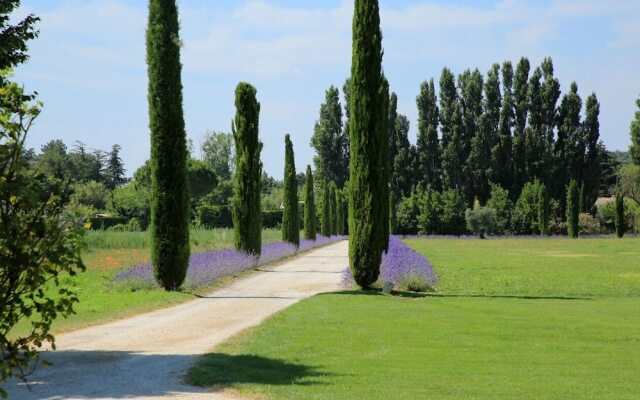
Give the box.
[395,193,420,235]
[417,189,441,235]
[109,223,129,232]
[263,210,284,229]
[487,184,512,234]
[107,182,151,229]
[578,213,601,235]
[511,181,543,234]
[465,204,497,239]
[440,189,466,235]
[87,216,130,230]
[70,180,109,210]
[127,217,143,232]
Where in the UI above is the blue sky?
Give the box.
[13,0,640,178]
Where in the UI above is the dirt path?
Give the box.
[6,240,348,400]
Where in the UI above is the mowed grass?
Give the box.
[187,237,640,400]
[11,229,283,337]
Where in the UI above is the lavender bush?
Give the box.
[342,236,439,292]
[112,235,345,291]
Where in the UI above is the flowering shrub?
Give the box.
[342,236,439,292]
[113,235,345,291]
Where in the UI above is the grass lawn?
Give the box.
[11,229,284,337]
[187,237,640,400]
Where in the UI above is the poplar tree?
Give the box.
[512,57,530,198]
[416,79,441,189]
[566,179,579,238]
[303,165,317,240]
[349,0,388,288]
[524,67,544,182]
[321,180,331,236]
[582,93,601,212]
[232,82,263,255]
[147,0,190,290]
[630,96,640,165]
[282,134,299,246]
[311,86,348,188]
[493,61,514,191]
[615,191,624,238]
[540,58,560,188]
[440,68,462,191]
[392,114,413,198]
[458,69,483,205]
[556,82,582,207]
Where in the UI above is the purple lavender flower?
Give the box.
[112,235,346,290]
[341,236,439,292]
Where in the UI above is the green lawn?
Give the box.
[187,237,640,400]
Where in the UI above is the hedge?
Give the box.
[87,216,130,230]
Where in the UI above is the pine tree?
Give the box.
[566,179,579,238]
[104,144,127,190]
[321,180,331,236]
[303,165,317,240]
[282,134,299,246]
[311,86,348,188]
[512,57,530,199]
[582,93,601,212]
[232,82,263,255]
[349,0,388,288]
[493,61,514,192]
[615,191,624,238]
[538,183,549,236]
[630,96,640,165]
[147,0,190,290]
[416,79,441,189]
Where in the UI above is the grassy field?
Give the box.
[187,237,640,400]
[12,229,283,337]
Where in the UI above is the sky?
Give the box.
[12,0,640,178]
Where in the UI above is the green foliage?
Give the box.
[617,164,640,203]
[537,184,549,235]
[311,86,348,188]
[86,216,130,230]
[395,193,420,235]
[417,188,442,235]
[329,182,338,235]
[349,0,387,288]
[196,204,232,229]
[70,180,109,210]
[303,165,317,240]
[416,79,440,189]
[104,144,127,190]
[232,82,263,255]
[321,180,331,236]
[566,179,580,238]
[201,131,234,181]
[440,189,466,235]
[187,159,217,201]
[487,184,512,234]
[512,57,530,199]
[511,180,543,234]
[578,212,601,235]
[262,210,283,229]
[465,204,497,238]
[629,96,640,165]
[494,61,514,192]
[147,0,190,290]
[1,72,85,392]
[108,182,151,229]
[615,194,625,238]
[335,186,344,235]
[282,134,299,246]
[582,94,602,211]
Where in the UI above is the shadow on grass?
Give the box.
[325,290,591,301]
[187,353,332,388]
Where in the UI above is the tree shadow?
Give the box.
[187,352,333,388]
[324,290,591,301]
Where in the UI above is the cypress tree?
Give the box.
[335,187,344,235]
[630,96,640,165]
[232,82,263,255]
[303,165,317,240]
[538,184,549,236]
[566,179,579,238]
[349,0,387,288]
[416,78,441,190]
[146,0,190,291]
[330,182,340,235]
[379,77,390,252]
[615,191,625,238]
[321,180,331,236]
[282,134,299,246]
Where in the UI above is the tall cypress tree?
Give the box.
[615,191,624,238]
[335,187,344,235]
[416,78,441,190]
[538,183,549,236]
[349,0,387,288]
[303,165,317,240]
[630,96,640,165]
[493,61,514,191]
[512,57,530,199]
[321,180,332,236]
[582,93,601,212]
[232,82,263,255]
[566,179,579,238]
[282,134,299,246]
[379,76,390,252]
[329,182,338,235]
[147,0,190,291]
